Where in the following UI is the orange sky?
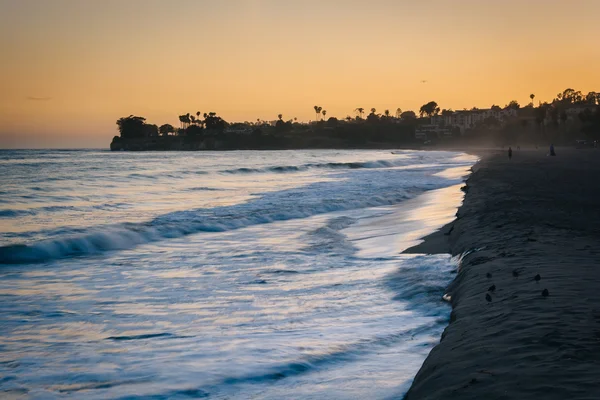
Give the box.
[1,0,599,148]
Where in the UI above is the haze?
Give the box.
[1,0,599,148]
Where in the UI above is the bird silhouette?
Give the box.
[488,285,496,292]
[485,293,492,302]
[534,274,541,282]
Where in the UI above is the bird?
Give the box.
[542,289,549,297]
[420,80,428,84]
[512,269,519,278]
[488,285,496,292]
[485,293,492,302]
[534,274,541,282]
[486,272,492,279]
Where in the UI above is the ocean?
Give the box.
[0,149,476,399]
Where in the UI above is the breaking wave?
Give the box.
[0,189,416,264]
[221,159,399,174]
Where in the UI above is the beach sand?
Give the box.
[404,148,600,399]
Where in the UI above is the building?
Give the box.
[415,124,453,140]
[431,108,518,133]
[564,105,596,120]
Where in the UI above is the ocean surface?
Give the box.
[0,149,476,399]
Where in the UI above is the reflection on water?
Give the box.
[0,149,476,399]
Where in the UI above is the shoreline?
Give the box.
[403,147,600,399]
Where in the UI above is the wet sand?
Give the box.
[404,148,600,399]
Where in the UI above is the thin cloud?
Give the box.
[27,96,53,101]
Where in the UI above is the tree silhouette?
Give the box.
[278,114,283,121]
[419,101,440,118]
[366,111,380,123]
[530,94,535,102]
[384,109,390,118]
[178,115,187,129]
[159,124,175,136]
[401,110,417,120]
[371,108,376,114]
[322,110,327,119]
[117,115,147,139]
[203,112,227,131]
[395,108,402,118]
[314,105,323,121]
[506,100,520,110]
[355,108,365,118]
[585,92,599,105]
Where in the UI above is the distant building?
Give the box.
[224,127,253,135]
[431,108,517,133]
[415,124,452,140]
[564,105,596,120]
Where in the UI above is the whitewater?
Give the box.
[0,149,476,399]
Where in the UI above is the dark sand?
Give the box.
[404,148,600,399]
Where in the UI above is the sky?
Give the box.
[0,0,599,148]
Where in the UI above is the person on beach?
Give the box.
[550,144,556,156]
[508,146,512,160]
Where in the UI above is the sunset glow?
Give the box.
[1,0,599,148]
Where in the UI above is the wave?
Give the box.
[303,216,357,255]
[0,204,128,219]
[0,209,34,218]
[107,324,442,399]
[221,159,401,174]
[106,332,177,341]
[0,189,414,265]
[188,187,223,192]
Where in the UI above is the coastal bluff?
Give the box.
[405,148,600,399]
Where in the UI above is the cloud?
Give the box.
[27,96,52,101]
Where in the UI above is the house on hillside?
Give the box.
[431,108,517,133]
[415,124,453,140]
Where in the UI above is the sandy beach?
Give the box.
[404,147,600,399]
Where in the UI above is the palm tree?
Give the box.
[355,108,365,118]
[190,115,196,125]
[371,108,376,114]
[314,105,320,121]
[395,108,402,118]
[322,110,327,119]
[278,114,283,120]
[384,109,390,118]
[530,94,535,102]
